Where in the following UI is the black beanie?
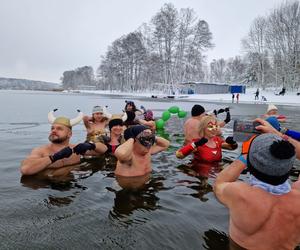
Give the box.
[109,118,123,130]
[124,125,148,140]
[191,105,205,116]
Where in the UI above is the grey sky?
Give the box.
[0,0,284,83]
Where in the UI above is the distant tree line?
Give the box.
[61,66,95,89]
[61,1,300,91]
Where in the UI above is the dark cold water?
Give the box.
[0,90,299,250]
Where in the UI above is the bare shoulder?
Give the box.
[215,181,255,206]
[28,145,51,158]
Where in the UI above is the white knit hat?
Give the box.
[267,104,278,113]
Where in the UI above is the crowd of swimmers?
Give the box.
[20,100,300,249]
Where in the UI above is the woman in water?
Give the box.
[176,115,237,163]
[105,116,125,155]
[124,100,143,116]
[83,105,111,143]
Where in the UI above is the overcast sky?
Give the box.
[0,0,284,83]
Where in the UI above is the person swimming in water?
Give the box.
[124,100,143,116]
[104,115,127,155]
[20,110,107,176]
[177,115,237,163]
[83,105,112,143]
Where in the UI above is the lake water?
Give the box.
[0,90,299,249]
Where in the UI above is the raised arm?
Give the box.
[83,115,92,129]
[213,160,247,206]
[151,136,170,154]
[176,138,208,159]
[20,146,73,176]
[115,138,134,162]
[73,141,107,156]
[221,136,238,150]
[255,118,300,159]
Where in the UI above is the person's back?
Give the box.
[214,133,300,250]
[184,104,206,144]
[184,117,202,144]
[228,182,300,249]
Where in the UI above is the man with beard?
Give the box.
[114,125,169,177]
[20,116,107,176]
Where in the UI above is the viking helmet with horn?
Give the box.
[102,106,112,119]
[48,109,83,129]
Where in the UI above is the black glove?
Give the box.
[106,144,113,153]
[213,109,218,116]
[124,125,148,140]
[100,135,111,144]
[73,142,96,155]
[224,111,231,124]
[224,107,230,112]
[217,108,225,114]
[225,136,236,145]
[193,137,208,147]
[49,147,73,163]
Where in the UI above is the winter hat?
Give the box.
[144,110,154,121]
[248,133,296,185]
[109,118,123,131]
[92,106,104,114]
[266,117,281,131]
[267,104,278,113]
[191,105,205,117]
[124,125,148,140]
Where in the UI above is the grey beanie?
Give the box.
[248,133,296,185]
[92,106,104,114]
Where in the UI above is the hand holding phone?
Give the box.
[233,120,261,142]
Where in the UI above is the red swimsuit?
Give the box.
[193,136,223,163]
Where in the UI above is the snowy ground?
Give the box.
[72,87,300,106]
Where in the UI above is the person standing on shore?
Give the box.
[232,93,235,103]
[255,88,259,100]
[236,93,239,103]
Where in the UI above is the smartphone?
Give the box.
[233,120,261,142]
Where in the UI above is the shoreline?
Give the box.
[1,88,299,106]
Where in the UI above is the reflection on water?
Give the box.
[109,174,165,221]
[202,229,229,250]
[177,161,225,201]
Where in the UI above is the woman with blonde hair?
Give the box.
[176,115,237,163]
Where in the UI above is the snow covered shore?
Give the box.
[76,87,300,106]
